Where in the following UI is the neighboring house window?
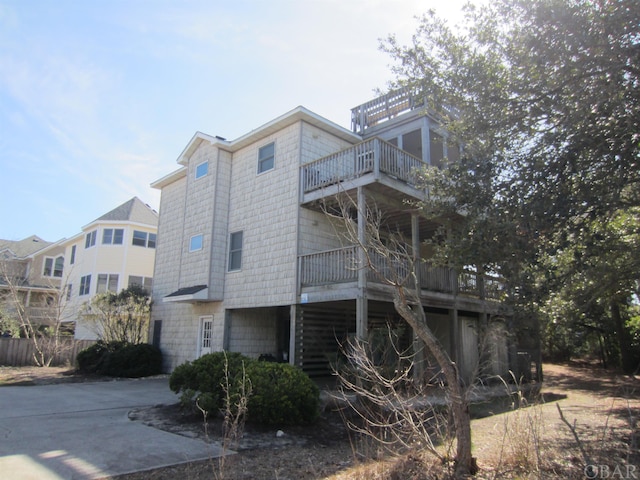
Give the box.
[85,230,97,248]
[66,284,72,301]
[79,275,91,295]
[195,161,208,179]
[96,274,119,293]
[190,234,203,252]
[102,228,124,245]
[43,256,64,278]
[228,231,243,271]
[132,230,156,248]
[128,275,153,292]
[257,142,275,174]
[70,245,76,265]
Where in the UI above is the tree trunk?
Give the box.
[610,298,635,375]
[393,295,475,477]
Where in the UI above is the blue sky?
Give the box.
[0,0,470,242]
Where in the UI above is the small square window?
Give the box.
[258,142,275,174]
[195,161,208,179]
[190,234,203,252]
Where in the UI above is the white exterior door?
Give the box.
[199,316,213,357]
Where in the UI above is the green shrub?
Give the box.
[169,351,251,414]
[169,351,320,426]
[76,341,162,378]
[245,361,320,426]
[76,340,119,373]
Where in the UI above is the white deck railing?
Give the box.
[351,89,418,133]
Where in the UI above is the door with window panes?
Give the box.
[199,316,213,356]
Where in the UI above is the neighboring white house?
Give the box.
[31,197,158,339]
[150,91,510,380]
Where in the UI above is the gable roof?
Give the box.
[0,235,51,259]
[92,197,158,227]
[178,106,361,166]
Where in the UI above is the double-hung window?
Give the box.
[43,256,64,278]
[85,230,97,248]
[79,275,91,296]
[228,231,243,271]
[128,275,153,292]
[103,228,124,245]
[258,142,275,174]
[96,274,119,293]
[132,230,156,248]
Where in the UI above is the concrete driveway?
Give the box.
[0,377,225,479]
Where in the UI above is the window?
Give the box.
[258,142,275,173]
[190,234,203,252]
[228,231,243,271]
[43,256,64,278]
[195,161,208,179]
[132,230,156,248]
[70,245,76,265]
[128,275,153,292]
[66,284,72,301]
[96,274,119,293]
[102,228,124,245]
[85,230,97,248]
[79,275,91,296]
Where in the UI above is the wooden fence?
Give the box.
[0,338,96,367]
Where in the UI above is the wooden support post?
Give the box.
[356,186,368,340]
[411,213,425,382]
[289,304,298,366]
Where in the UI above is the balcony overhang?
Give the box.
[163,285,208,303]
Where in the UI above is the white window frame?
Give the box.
[85,230,97,249]
[190,234,203,252]
[228,231,243,271]
[43,255,64,278]
[79,275,92,296]
[102,228,124,245]
[128,275,153,292]
[96,273,119,294]
[257,142,275,174]
[132,230,156,248]
[195,161,208,179]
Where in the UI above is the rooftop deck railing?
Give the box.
[301,137,426,195]
[351,89,419,133]
[299,247,504,301]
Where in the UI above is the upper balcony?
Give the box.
[300,137,427,206]
[351,89,421,134]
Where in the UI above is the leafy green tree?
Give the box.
[382,0,640,372]
[81,285,151,344]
